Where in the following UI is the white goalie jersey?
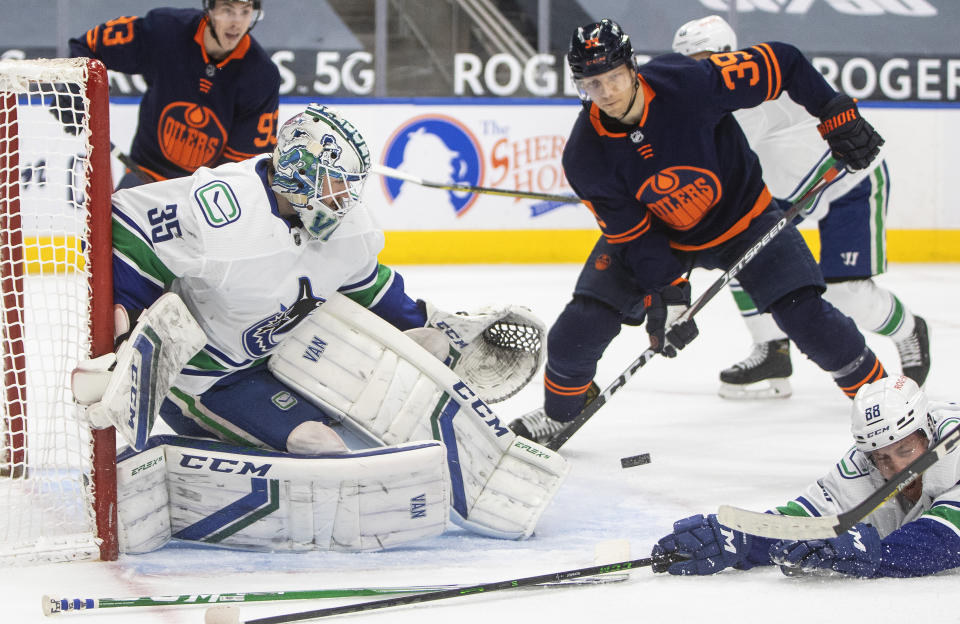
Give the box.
[111,154,386,396]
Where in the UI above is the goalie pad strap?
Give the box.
[116,435,449,553]
[269,294,568,539]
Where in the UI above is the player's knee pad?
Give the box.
[286,420,349,455]
[547,296,622,379]
[823,278,895,334]
[769,286,865,371]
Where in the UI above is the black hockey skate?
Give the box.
[896,315,930,386]
[718,339,793,399]
[509,382,599,445]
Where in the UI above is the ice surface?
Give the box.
[6,262,957,623]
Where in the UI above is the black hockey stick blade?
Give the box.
[718,421,960,540]
[544,162,846,452]
[371,164,581,204]
[209,553,683,624]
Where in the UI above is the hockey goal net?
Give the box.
[0,58,117,563]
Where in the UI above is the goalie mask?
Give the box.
[272,104,371,241]
[850,375,934,453]
[672,15,738,56]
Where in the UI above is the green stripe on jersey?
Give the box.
[113,217,177,286]
[775,501,812,517]
[923,505,960,533]
[343,264,394,308]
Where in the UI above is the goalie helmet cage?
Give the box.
[0,58,117,563]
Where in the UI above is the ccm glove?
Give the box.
[771,522,882,578]
[644,278,698,358]
[817,94,884,170]
[651,513,755,575]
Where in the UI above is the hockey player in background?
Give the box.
[66,0,280,187]
[70,104,564,554]
[673,15,930,400]
[511,19,888,445]
[652,375,960,578]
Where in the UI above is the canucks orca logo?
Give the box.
[381,115,483,216]
[157,102,228,172]
[636,166,722,231]
[242,277,325,358]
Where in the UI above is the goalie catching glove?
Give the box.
[817,94,884,171]
[419,299,545,403]
[644,278,698,358]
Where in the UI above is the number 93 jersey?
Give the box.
[110,154,386,395]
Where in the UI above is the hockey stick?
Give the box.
[544,162,846,452]
[370,163,581,204]
[203,553,683,624]
[718,421,960,540]
[45,539,631,616]
[109,142,154,184]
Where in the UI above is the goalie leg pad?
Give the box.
[86,293,206,450]
[116,435,449,553]
[270,294,569,539]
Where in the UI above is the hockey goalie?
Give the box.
[72,104,567,554]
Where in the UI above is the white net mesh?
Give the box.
[0,58,101,563]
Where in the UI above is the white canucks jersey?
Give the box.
[734,94,882,221]
[781,403,960,540]
[111,154,388,395]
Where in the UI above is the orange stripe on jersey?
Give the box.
[223,146,257,161]
[132,163,166,183]
[840,359,886,397]
[604,213,651,244]
[753,44,782,101]
[544,375,594,397]
[669,186,772,252]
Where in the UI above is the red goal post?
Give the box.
[0,57,118,562]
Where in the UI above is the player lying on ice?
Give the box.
[71,104,568,555]
[652,376,960,578]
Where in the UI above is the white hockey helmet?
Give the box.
[850,375,934,453]
[271,104,371,241]
[672,15,738,56]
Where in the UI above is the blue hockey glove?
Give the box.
[651,513,754,575]
[644,279,698,358]
[770,523,882,578]
[817,94,883,170]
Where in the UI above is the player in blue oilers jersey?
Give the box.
[652,375,960,578]
[68,0,280,187]
[510,18,888,444]
[673,15,929,401]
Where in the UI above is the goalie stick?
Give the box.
[718,422,960,540]
[371,163,581,204]
[544,162,846,452]
[203,552,684,624]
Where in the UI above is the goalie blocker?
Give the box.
[269,294,569,540]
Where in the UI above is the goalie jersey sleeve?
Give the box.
[562,42,838,291]
[773,403,960,577]
[111,155,424,394]
[69,8,280,180]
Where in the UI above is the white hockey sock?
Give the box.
[823,279,915,340]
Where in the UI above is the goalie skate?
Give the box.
[718,339,793,400]
[895,315,930,386]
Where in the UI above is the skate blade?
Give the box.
[718,378,792,400]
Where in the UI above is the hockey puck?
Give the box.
[620,453,651,468]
